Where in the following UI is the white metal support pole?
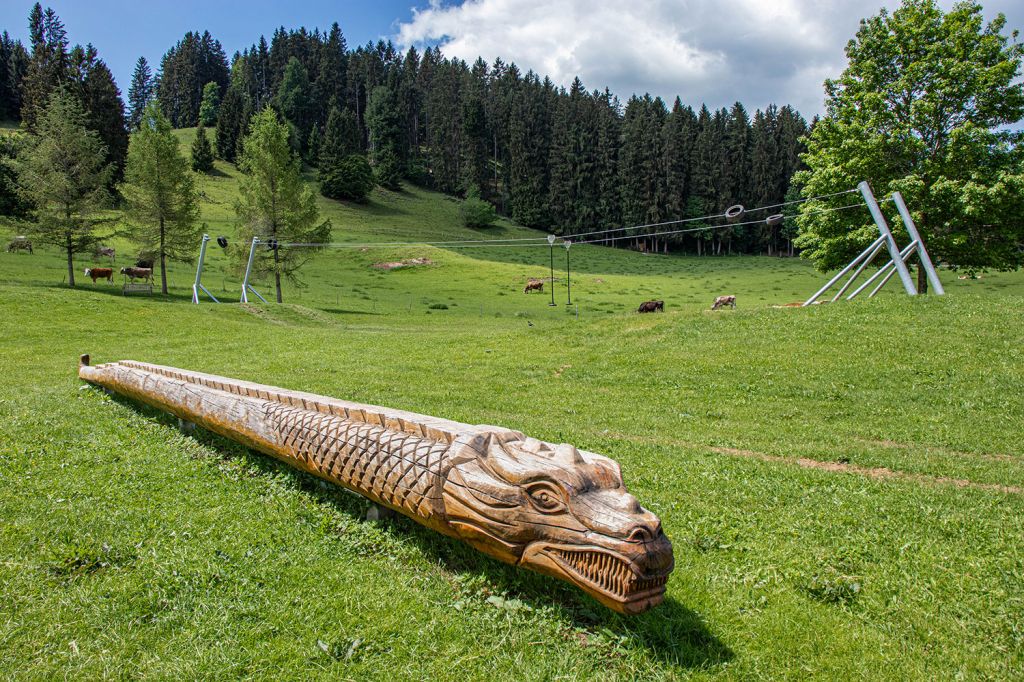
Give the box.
[891,191,944,295]
[803,235,886,306]
[240,238,268,304]
[858,181,916,296]
[832,239,887,302]
[192,234,219,304]
[846,240,918,300]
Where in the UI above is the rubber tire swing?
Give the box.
[766,214,784,227]
[725,204,744,223]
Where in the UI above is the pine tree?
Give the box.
[74,52,129,182]
[16,90,111,286]
[215,83,247,162]
[366,85,403,189]
[319,106,361,172]
[127,56,153,129]
[20,4,70,130]
[121,102,201,294]
[198,81,220,126]
[191,123,214,172]
[235,107,330,303]
[157,31,229,126]
[321,153,375,202]
[275,57,313,152]
[0,32,30,121]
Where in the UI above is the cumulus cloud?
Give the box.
[395,0,1023,117]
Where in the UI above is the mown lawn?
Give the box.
[1,141,1022,679]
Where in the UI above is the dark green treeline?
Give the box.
[0,13,810,254]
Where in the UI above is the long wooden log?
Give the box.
[78,354,674,614]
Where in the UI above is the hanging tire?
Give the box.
[766,214,784,227]
[725,204,744,223]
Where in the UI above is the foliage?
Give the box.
[796,0,1024,288]
[235,107,330,302]
[320,153,375,203]
[198,81,220,127]
[0,31,29,121]
[190,124,214,173]
[126,56,153,129]
[215,84,249,163]
[275,57,314,154]
[156,30,229,127]
[14,89,110,286]
[120,102,201,294]
[460,185,497,228]
[366,86,403,190]
[319,106,361,172]
[0,134,31,218]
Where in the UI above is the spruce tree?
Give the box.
[16,90,111,286]
[191,123,214,172]
[215,84,247,162]
[318,106,361,172]
[366,85,403,189]
[0,32,29,121]
[121,102,201,294]
[20,4,69,130]
[127,56,153,129]
[275,57,313,153]
[235,107,330,303]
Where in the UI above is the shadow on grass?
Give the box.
[105,390,733,670]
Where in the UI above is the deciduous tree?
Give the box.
[796,0,1024,288]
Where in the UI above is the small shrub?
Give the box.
[461,186,497,228]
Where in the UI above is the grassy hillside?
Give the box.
[0,129,1022,680]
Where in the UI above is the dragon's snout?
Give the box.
[521,528,674,614]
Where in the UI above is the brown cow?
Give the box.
[711,295,736,310]
[637,300,664,313]
[7,237,33,254]
[524,279,544,293]
[84,267,114,283]
[120,266,153,283]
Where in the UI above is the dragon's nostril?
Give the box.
[627,526,652,543]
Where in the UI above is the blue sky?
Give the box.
[0,0,425,96]
[1,1,1021,117]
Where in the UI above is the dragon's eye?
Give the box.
[526,483,566,513]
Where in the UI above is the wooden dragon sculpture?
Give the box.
[78,355,674,614]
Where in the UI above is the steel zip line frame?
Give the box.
[191,234,219,304]
[240,238,269,304]
[803,181,943,306]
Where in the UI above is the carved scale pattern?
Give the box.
[264,402,449,520]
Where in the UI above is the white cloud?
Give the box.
[395,0,1024,117]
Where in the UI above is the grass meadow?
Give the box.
[0,129,1021,680]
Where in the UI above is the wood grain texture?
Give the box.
[78,355,674,614]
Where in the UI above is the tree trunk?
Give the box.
[917,264,928,294]
[273,242,282,303]
[66,233,75,287]
[159,217,168,295]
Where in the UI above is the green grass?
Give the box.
[0,130,1022,679]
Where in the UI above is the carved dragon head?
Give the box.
[443,430,674,614]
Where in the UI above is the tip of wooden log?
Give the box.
[79,354,90,367]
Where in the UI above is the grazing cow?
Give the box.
[6,237,33,254]
[84,267,114,283]
[524,279,544,293]
[637,300,664,313]
[96,246,115,259]
[711,295,736,310]
[120,266,153,283]
[135,258,154,269]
